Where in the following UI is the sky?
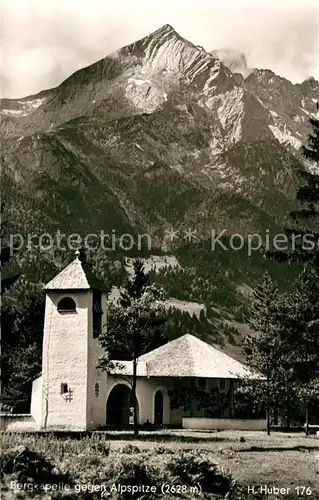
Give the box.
[2,0,319,99]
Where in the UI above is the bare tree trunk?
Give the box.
[286,397,290,430]
[273,405,278,426]
[132,356,138,436]
[42,382,49,430]
[266,378,271,435]
[43,396,49,429]
[266,403,271,435]
[305,404,309,436]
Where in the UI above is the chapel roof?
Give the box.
[44,252,108,292]
[111,334,259,379]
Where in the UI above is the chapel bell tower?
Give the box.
[41,251,107,430]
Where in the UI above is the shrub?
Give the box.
[168,450,234,495]
[91,441,111,456]
[120,444,140,454]
[108,455,158,499]
[152,446,174,455]
[0,445,72,486]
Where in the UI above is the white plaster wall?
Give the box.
[41,291,91,430]
[0,415,37,431]
[182,418,267,431]
[104,376,232,427]
[135,378,170,424]
[87,292,108,429]
[87,370,108,429]
[30,375,42,427]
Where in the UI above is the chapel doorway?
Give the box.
[154,390,164,425]
[106,384,139,428]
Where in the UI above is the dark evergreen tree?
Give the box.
[278,266,319,434]
[244,273,293,434]
[120,260,150,306]
[301,104,319,162]
[265,103,319,431]
[1,203,20,296]
[0,203,21,408]
[270,102,319,265]
[1,278,45,411]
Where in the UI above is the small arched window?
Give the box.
[94,382,100,398]
[61,382,69,394]
[57,297,76,313]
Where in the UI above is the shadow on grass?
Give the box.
[9,431,233,443]
[241,445,319,453]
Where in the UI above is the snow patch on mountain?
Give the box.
[128,78,151,86]
[269,124,302,150]
[19,98,46,109]
[125,78,167,112]
[300,106,318,119]
[1,97,46,117]
[293,115,305,123]
[209,136,224,156]
[1,109,24,116]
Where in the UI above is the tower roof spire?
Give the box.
[44,254,107,292]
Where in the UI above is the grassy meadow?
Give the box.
[0,430,318,499]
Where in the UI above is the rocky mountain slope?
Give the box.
[2,24,318,245]
[1,23,318,314]
[2,23,319,359]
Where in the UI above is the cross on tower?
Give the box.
[65,390,73,402]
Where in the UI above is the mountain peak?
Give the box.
[143,23,182,46]
[119,23,225,90]
[153,24,177,35]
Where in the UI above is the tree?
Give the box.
[0,203,20,291]
[278,266,319,434]
[301,103,319,163]
[269,102,319,266]
[120,260,150,305]
[0,203,21,408]
[265,104,319,432]
[291,104,319,265]
[0,204,48,410]
[244,273,292,434]
[297,379,319,435]
[1,278,44,410]
[99,260,167,435]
